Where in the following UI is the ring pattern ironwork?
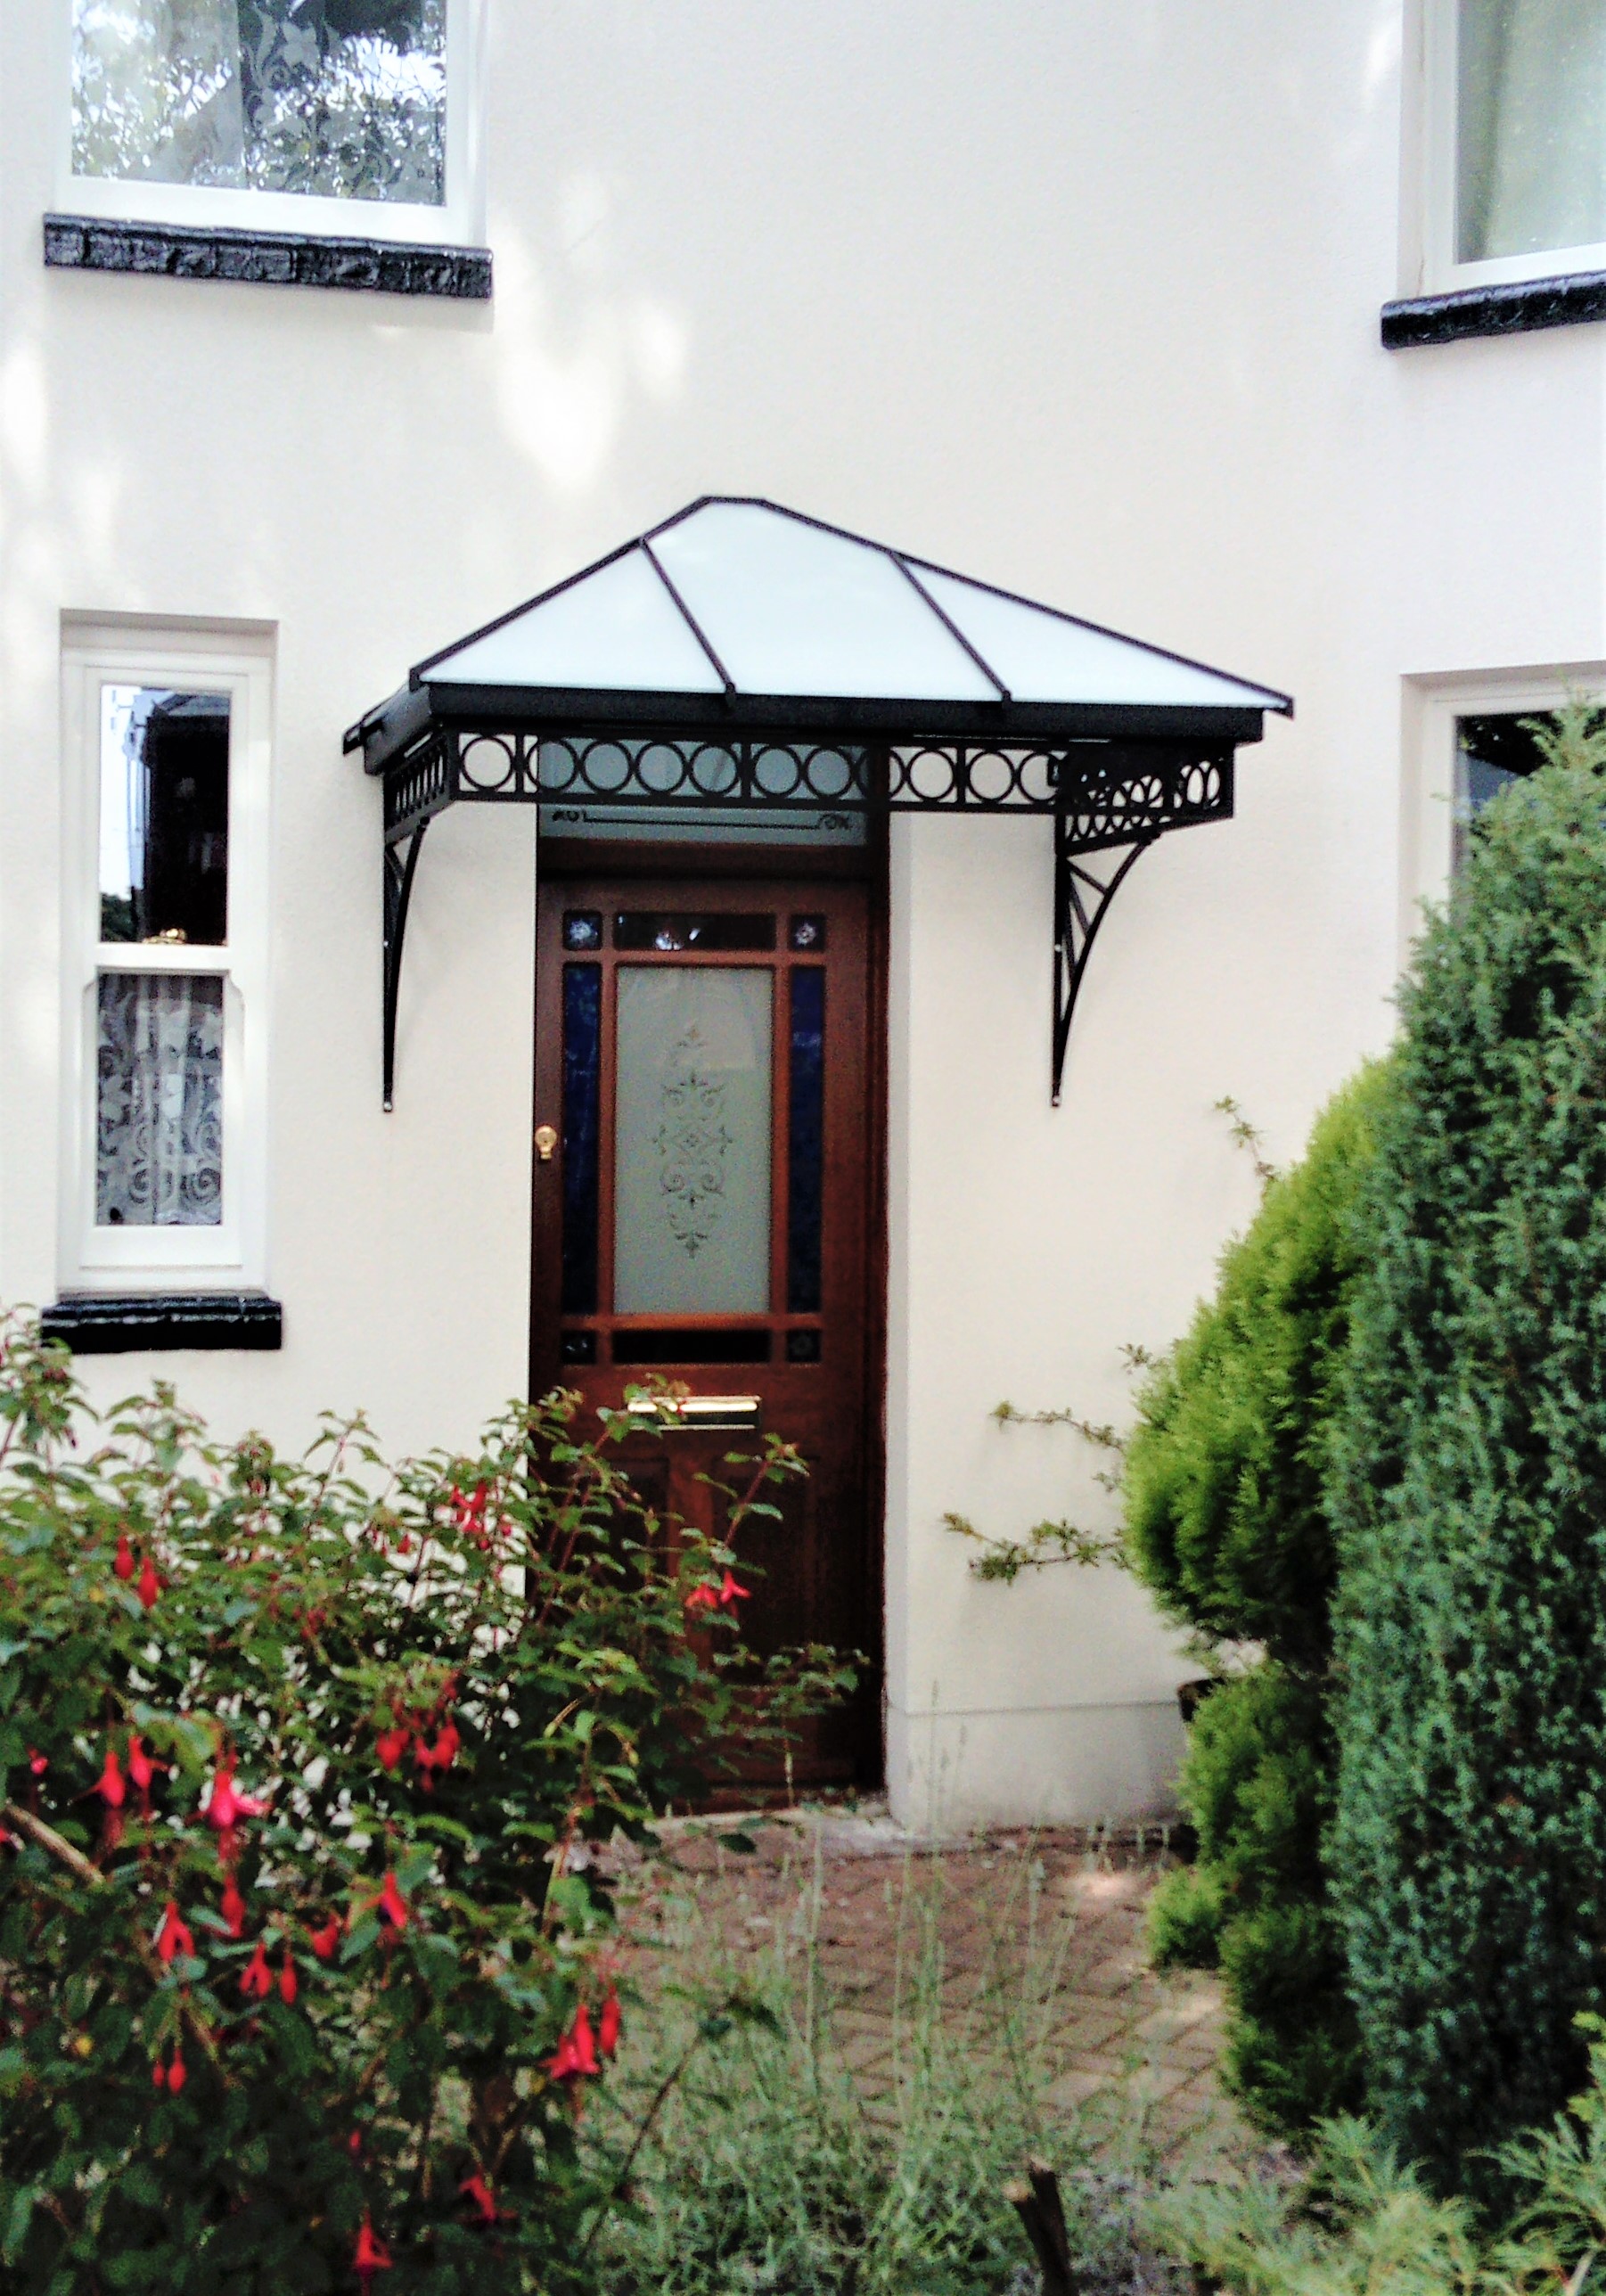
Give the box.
[377,725,1234,1107]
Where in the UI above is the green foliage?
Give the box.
[1122,1070,1387,2139]
[1125,1067,1387,1668]
[1332,704,1606,2202]
[1145,1862,1224,1972]
[0,1312,846,2292]
[1159,2021,1606,2294]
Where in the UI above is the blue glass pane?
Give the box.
[561,964,602,1315]
[787,968,825,1315]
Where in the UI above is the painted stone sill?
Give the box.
[44,213,491,300]
[1381,269,1606,349]
[42,1292,284,1356]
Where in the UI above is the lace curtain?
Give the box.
[96,974,224,1228]
[1458,0,1606,260]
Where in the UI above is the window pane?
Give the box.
[1453,709,1554,871]
[613,968,773,1316]
[96,972,224,1226]
[787,968,825,1315]
[1458,0,1606,260]
[561,964,602,1316]
[71,1,447,208]
[100,686,229,947]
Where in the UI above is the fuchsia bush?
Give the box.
[0,1313,841,2292]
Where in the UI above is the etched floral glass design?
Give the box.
[96,973,224,1226]
[613,968,772,1316]
[71,1,447,206]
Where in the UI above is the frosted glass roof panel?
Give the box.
[913,564,1287,711]
[426,548,723,693]
[651,502,996,701]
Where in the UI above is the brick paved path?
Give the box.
[616,1802,1251,2169]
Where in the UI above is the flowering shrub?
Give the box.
[0,1313,843,2291]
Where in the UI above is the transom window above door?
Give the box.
[63,0,480,248]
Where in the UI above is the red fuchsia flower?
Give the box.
[451,1480,490,1546]
[307,1913,341,1962]
[599,1988,622,2059]
[136,1554,160,1612]
[459,2171,501,2226]
[95,1745,126,1809]
[547,2001,601,2081]
[717,1569,750,1607]
[28,1750,47,1777]
[299,1605,326,1642]
[354,2216,392,2288]
[684,1581,719,1613]
[127,1734,168,1816]
[376,1872,409,1932]
[166,2050,186,2095]
[202,1758,268,1834]
[154,1901,194,1966]
[278,1947,298,2005]
[374,1725,410,1773]
[220,1876,247,1939]
[414,1719,459,1790]
[113,1531,135,1583]
[152,2057,164,2090]
[239,1939,273,2001]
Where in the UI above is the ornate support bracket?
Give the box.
[382,823,429,1113]
[1052,816,1159,1106]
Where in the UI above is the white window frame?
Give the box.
[1401,664,1606,965]
[59,627,273,1297]
[56,0,485,250]
[1416,0,1606,294]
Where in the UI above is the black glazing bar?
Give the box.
[561,964,602,1316]
[787,967,826,1313]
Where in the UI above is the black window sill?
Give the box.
[1382,269,1606,349]
[44,214,490,300]
[43,1293,283,1356]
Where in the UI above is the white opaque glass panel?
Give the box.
[613,968,773,1315]
[425,550,724,692]
[1457,0,1606,260]
[652,503,996,701]
[71,0,447,206]
[913,567,1286,710]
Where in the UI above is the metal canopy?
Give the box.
[345,497,1291,1108]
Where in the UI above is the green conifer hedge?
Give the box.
[1125,1067,1385,2134]
[1332,713,1606,2199]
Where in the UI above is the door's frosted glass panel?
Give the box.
[96,972,223,1226]
[787,968,825,1314]
[613,968,773,1315]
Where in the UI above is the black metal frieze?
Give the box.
[373,727,1232,1108]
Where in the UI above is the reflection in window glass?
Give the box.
[1453,710,1554,872]
[1457,0,1606,261]
[96,972,224,1226]
[71,1,447,207]
[100,686,230,946]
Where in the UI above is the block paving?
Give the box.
[615,1802,1253,2171]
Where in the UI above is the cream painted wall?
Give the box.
[4,2,1602,1826]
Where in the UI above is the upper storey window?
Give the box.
[1457,1,1606,264]
[1425,2,1606,289]
[62,2,479,247]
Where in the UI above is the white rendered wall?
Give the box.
[4,3,1603,1825]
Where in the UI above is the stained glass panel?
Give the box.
[561,964,602,1315]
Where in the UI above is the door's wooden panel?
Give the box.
[531,868,881,1792]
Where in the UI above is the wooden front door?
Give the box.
[531,865,882,1791]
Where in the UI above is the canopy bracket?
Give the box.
[382,820,429,1113]
[1052,818,1159,1106]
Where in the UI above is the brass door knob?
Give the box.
[534,1124,558,1162]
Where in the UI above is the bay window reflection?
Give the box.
[1457,0,1606,263]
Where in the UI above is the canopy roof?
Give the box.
[348,498,1291,768]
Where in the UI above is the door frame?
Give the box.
[529,828,889,1791]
